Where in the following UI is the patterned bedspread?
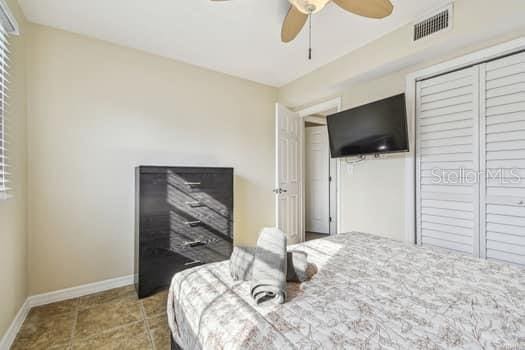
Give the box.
[167,232,525,350]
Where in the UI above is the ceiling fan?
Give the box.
[211,0,394,59]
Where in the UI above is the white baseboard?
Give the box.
[0,299,30,350]
[27,274,134,308]
[0,274,134,350]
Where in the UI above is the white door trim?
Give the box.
[297,98,342,118]
[405,36,525,244]
[297,97,342,237]
[304,116,327,125]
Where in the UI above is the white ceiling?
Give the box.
[18,0,450,87]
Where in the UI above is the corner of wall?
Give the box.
[0,0,29,344]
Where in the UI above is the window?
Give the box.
[0,24,9,198]
[0,0,18,200]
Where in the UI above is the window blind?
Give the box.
[0,24,9,198]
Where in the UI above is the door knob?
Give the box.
[519,200,524,205]
[273,188,288,194]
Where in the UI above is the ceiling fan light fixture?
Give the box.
[288,0,330,14]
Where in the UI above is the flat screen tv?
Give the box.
[326,94,409,158]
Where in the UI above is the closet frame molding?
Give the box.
[405,36,525,244]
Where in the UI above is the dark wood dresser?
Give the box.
[135,166,233,298]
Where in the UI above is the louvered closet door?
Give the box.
[416,67,480,256]
[480,52,525,266]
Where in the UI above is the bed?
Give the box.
[167,232,525,349]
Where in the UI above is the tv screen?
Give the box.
[326,94,409,158]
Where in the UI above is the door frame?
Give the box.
[297,97,342,238]
[405,37,525,245]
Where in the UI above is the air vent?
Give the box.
[413,5,452,42]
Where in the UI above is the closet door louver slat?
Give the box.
[481,51,525,266]
[416,66,480,256]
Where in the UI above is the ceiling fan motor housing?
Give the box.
[289,0,330,14]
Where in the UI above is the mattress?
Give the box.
[167,232,525,349]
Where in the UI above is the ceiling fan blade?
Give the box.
[332,0,393,19]
[281,5,308,43]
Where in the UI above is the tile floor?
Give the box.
[11,285,170,350]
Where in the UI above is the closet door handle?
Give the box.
[184,182,201,186]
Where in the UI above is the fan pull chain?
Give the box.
[308,13,312,60]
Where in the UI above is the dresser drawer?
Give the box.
[168,211,232,245]
[168,239,233,264]
[141,171,233,216]
[140,214,170,242]
[138,246,195,298]
[167,184,232,227]
[166,170,232,193]
[141,211,232,245]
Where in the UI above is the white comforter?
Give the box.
[168,232,525,349]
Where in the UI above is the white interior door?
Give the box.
[480,52,525,266]
[415,66,480,256]
[275,103,303,244]
[305,126,330,234]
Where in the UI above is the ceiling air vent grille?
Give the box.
[413,6,451,41]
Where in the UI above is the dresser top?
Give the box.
[136,166,233,174]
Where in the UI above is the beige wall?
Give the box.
[279,0,525,241]
[336,71,408,240]
[0,0,28,339]
[279,0,525,107]
[26,24,277,294]
[2,0,524,319]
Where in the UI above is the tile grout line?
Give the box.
[68,298,80,350]
[73,319,147,343]
[72,297,147,342]
[72,287,143,342]
[67,288,141,345]
[11,286,165,349]
[140,301,157,350]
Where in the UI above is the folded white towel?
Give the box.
[250,228,287,305]
[230,241,312,283]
